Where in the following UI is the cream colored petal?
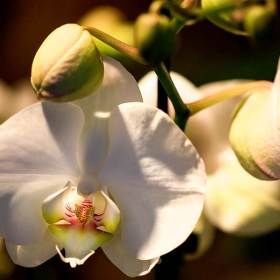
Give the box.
[5,231,57,267]
[100,102,206,260]
[0,175,70,244]
[205,149,280,236]
[0,102,84,177]
[102,231,159,277]
[48,224,112,260]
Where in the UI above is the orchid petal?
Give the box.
[100,102,206,260]
[0,175,70,244]
[0,102,84,177]
[102,231,159,277]
[5,232,57,267]
[75,57,142,184]
[49,224,111,260]
[205,149,280,236]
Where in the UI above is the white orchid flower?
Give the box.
[139,71,280,237]
[0,58,206,277]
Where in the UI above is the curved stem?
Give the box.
[188,81,272,115]
[168,0,267,27]
[84,26,147,65]
[154,63,190,130]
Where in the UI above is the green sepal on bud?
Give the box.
[244,5,275,40]
[201,0,247,35]
[134,13,176,64]
[31,24,104,102]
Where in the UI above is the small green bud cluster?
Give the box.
[244,5,276,39]
[201,0,276,38]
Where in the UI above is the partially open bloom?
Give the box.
[0,58,206,276]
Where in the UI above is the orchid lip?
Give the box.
[42,182,121,267]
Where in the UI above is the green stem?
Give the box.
[84,26,147,65]
[187,80,272,115]
[154,63,190,130]
[168,0,267,24]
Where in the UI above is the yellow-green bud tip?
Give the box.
[31,23,104,102]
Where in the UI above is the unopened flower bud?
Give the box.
[244,5,275,40]
[134,13,176,64]
[201,0,246,35]
[31,24,104,102]
[229,63,280,180]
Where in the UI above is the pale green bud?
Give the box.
[229,68,280,180]
[31,24,104,102]
[201,0,246,35]
[244,5,275,39]
[134,13,175,64]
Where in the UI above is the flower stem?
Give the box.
[168,0,266,30]
[154,63,190,130]
[84,26,147,65]
[187,80,272,115]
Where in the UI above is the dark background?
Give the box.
[1,0,280,279]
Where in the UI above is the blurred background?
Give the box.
[1,0,280,279]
